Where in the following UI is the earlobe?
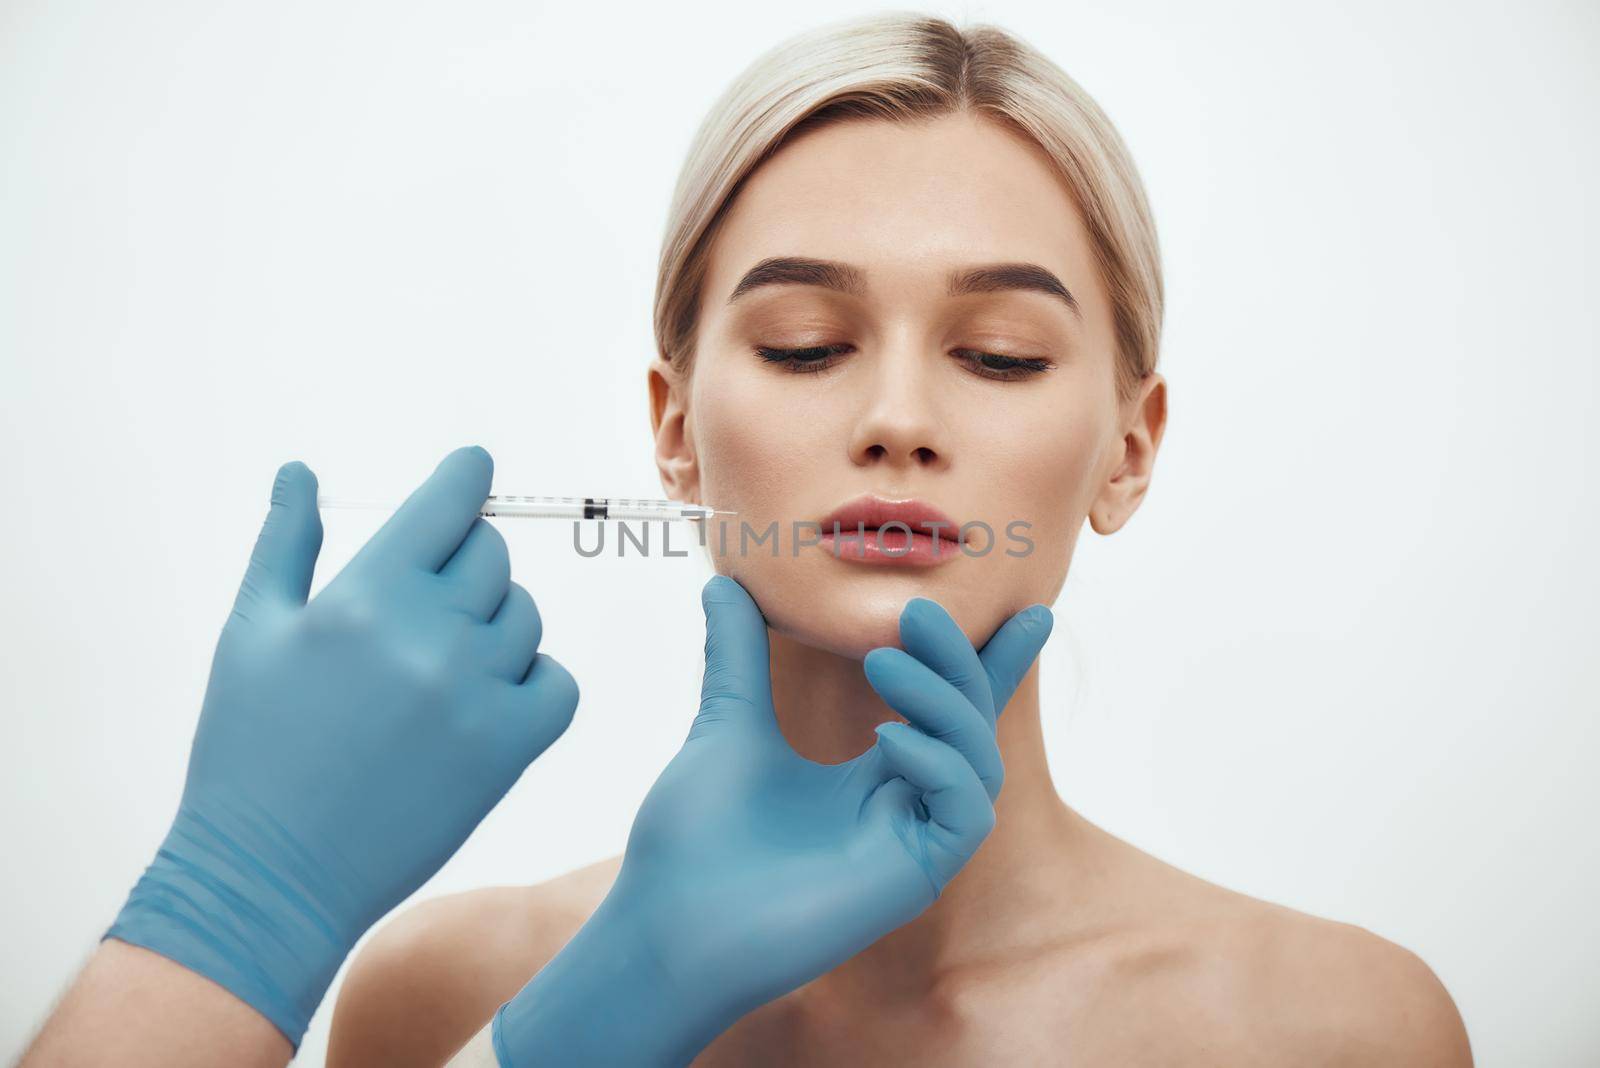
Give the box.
[648,358,701,504]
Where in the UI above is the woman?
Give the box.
[330,13,1471,1064]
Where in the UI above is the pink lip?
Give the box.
[815,494,966,567]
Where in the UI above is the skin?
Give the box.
[329,111,1472,1066]
[20,941,290,1068]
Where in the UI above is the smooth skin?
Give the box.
[22,446,579,1066]
[331,113,1471,1064]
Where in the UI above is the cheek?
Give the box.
[964,402,1105,614]
[691,369,798,519]
[691,372,864,648]
[993,409,1102,535]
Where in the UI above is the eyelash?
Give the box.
[753,344,1052,382]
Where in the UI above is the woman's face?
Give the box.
[652,110,1163,659]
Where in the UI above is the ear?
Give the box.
[1089,372,1167,535]
[648,357,701,505]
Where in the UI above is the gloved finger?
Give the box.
[479,581,542,684]
[872,721,995,869]
[690,574,781,747]
[857,769,921,851]
[437,517,512,620]
[898,597,994,723]
[863,646,1003,800]
[364,445,494,573]
[978,604,1054,720]
[231,460,323,621]
[511,652,580,760]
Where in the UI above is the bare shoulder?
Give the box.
[326,855,621,1068]
[1221,898,1473,1066]
[1067,833,1472,1066]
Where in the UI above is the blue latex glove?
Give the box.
[105,445,579,1048]
[492,574,1052,1066]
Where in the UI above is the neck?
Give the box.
[766,629,1115,1008]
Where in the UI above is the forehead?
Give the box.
[702,111,1106,316]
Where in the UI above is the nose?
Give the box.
[845,339,951,472]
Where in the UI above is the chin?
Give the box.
[721,559,1004,660]
[779,596,910,661]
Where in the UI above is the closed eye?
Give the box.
[952,349,1053,381]
[754,344,1052,381]
[754,344,852,373]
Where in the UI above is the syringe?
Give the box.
[317,494,735,522]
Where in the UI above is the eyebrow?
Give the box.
[726,256,1080,319]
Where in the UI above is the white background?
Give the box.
[2,1,1596,1063]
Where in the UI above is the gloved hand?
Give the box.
[491,574,1052,1066]
[105,445,579,1049]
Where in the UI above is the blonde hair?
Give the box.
[653,10,1163,402]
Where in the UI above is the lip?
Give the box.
[815,494,967,567]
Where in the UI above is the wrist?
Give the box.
[492,889,728,1067]
[103,801,355,1048]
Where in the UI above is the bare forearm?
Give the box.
[19,939,291,1068]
